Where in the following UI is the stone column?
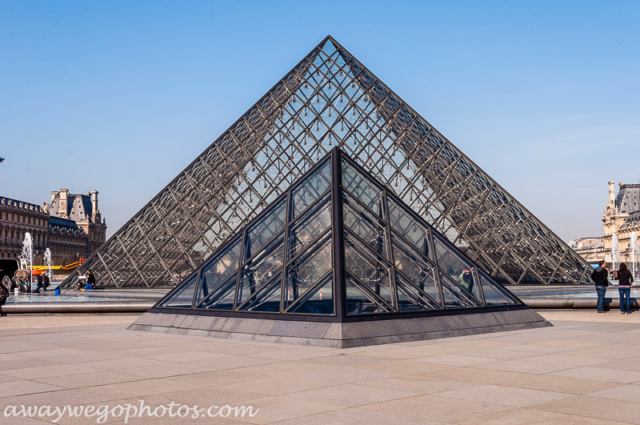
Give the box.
[59,189,69,219]
[609,181,615,206]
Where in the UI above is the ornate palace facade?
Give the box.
[572,181,640,265]
[0,190,107,266]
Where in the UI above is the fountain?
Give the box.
[611,233,620,272]
[631,232,639,281]
[18,232,33,286]
[44,248,53,283]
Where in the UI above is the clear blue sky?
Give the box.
[1,0,638,242]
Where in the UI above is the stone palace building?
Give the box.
[571,181,640,266]
[0,189,107,266]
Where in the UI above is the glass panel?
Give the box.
[288,198,332,261]
[285,233,333,309]
[159,274,197,309]
[244,198,286,260]
[195,237,241,305]
[196,273,236,310]
[291,159,332,217]
[391,234,441,303]
[440,272,482,308]
[344,233,394,307]
[396,274,439,311]
[236,273,282,312]
[388,197,430,257]
[480,275,518,306]
[341,161,383,217]
[237,235,284,307]
[346,274,393,315]
[434,236,483,302]
[287,275,334,315]
[343,193,388,259]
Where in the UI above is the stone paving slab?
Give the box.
[1,311,640,424]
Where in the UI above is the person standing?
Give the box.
[0,276,9,317]
[617,263,634,314]
[85,270,96,290]
[591,260,609,313]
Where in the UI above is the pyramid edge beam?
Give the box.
[60,37,335,289]
[326,36,592,285]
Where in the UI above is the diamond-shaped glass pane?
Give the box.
[195,236,241,305]
[285,232,333,309]
[440,272,482,308]
[434,235,483,302]
[343,193,389,259]
[346,274,393,315]
[288,197,332,261]
[291,158,332,217]
[236,273,282,312]
[391,234,441,304]
[341,161,383,217]
[244,198,286,260]
[237,235,284,306]
[396,273,439,311]
[344,233,394,308]
[286,274,334,315]
[196,273,236,310]
[388,196,430,258]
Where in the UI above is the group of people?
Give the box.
[591,260,635,314]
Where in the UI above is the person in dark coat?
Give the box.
[0,276,9,317]
[591,260,609,313]
[617,263,634,314]
[85,270,96,290]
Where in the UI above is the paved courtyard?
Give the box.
[2,310,640,424]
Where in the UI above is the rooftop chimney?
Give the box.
[609,181,615,205]
[91,190,99,222]
[59,189,69,218]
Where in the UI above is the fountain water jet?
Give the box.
[631,232,639,281]
[44,248,53,283]
[18,232,33,286]
[611,233,620,273]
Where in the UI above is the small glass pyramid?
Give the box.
[154,148,520,319]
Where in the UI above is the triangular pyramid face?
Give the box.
[63,36,590,289]
[152,148,523,320]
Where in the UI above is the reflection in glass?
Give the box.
[388,197,430,258]
[291,159,332,217]
[196,273,236,310]
[236,273,282,312]
[237,235,284,306]
[346,274,393,315]
[341,162,383,217]
[396,274,438,311]
[480,275,518,306]
[288,199,332,261]
[160,274,197,308]
[343,193,388,259]
[440,272,481,308]
[434,236,483,302]
[285,233,332,309]
[391,234,441,303]
[196,237,241,305]
[287,275,334,315]
[244,198,286,260]
[344,233,394,308]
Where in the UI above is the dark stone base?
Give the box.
[128,309,551,348]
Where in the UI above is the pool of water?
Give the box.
[6,294,145,303]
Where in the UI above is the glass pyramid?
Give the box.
[154,148,521,318]
[62,36,591,289]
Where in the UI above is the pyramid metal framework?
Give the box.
[152,148,522,319]
[62,36,591,289]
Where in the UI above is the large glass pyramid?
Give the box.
[152,148,522,318]
[62,36,591,289]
